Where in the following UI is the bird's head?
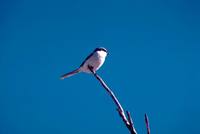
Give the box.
[94,47,108,54]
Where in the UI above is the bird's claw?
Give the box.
[88,65,95,74]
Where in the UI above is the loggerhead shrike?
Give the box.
[60,47,108,79]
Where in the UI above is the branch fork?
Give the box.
[88,66,150,134]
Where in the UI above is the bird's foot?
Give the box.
[88,65,95,74]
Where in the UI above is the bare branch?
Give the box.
[126,111,137,134]
[145,113,150,134]
[88,66,137,134]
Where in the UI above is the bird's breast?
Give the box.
[81,51,107,73]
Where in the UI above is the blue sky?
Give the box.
[0,0,200,134]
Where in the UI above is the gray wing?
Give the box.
[79,52,94,67]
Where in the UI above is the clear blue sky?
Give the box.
[0,0,200,134]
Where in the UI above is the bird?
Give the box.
[60,47,108,79]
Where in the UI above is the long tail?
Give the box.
[60,68,81,80]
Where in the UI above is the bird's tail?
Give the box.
[60,68,81,80]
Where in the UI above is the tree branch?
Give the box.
[88,66,137,134]
[145,113,150,134]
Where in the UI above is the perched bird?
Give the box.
[60,47,108,79]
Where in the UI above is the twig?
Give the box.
[126,111,137,134]
[145,113,150,134]
[88,66,137,134]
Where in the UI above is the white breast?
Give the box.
[81,50,107,73]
